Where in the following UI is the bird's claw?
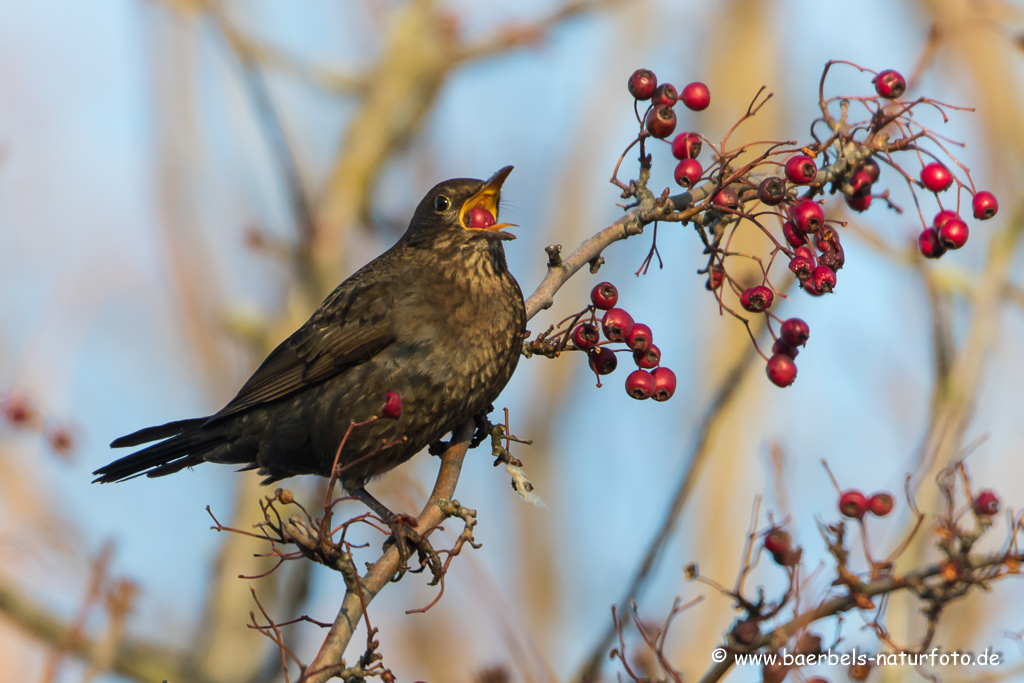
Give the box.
[383,513,443,584]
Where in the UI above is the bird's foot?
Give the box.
[382,513,442,583]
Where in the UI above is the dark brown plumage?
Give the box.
[94,168,526,509]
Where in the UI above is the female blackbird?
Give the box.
[94,167,526,536]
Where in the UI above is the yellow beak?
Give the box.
[460,165,516,232]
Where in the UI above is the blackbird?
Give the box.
[94,167,526,558]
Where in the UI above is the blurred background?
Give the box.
[2,0,1024,682]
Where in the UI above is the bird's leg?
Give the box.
[349,487,442,583]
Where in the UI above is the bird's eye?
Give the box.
[433,195,451,212]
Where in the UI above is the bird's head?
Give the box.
[404,166,517,250]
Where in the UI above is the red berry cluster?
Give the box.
[575,282,677,402]
[838,489,894,519]
[627,68,711,142]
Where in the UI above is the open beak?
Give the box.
[460,165,517,236]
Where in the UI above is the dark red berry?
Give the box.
[938,217,969,249]
[839,490,869,519]
[766,354,797,387]
[627,68,657,100]
[680,81,710,110]
[860,157,881,183]
[625,323,653,353]
[646,104,677,139]
[819,242,846,272]
[47,426,75,455]
[868,492,894,517]
[652,83,678,107]
[780,318,810,347]
[589,347,618,375]
[785,155,817,185]
[591,282,618,309]
[763,527,791,555]
[772,338,799,359]
[845,193,871,212]
[811,265,837,293]
[815,226,841,252]
[671,132,702,160]
[466,206,495,228]
[572,323,600,351]
[383,391,402,419]
[634,344,660,369]
[792,199,824,233]
[972,191,999,220]
[625,369,655,400]
[973,490,1000,516]
[918,227,946,259]
[712,186,739,211]
[802,278,823,296]
[2,394,35,426]
[788,255,814,282]
[673,159,703,188]
[601,308,635,342]
[921,162,953,192]
[740,285,774,312]
[849,169,874,198]
[783,221,807,247]
[758,176,786,206]
[933,209,958,229]
[705,266,724,290]
[651,367,676,401]
[794,245,816,264]
[874,69,906,99]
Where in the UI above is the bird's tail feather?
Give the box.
[109,417,208,448]
[93,429,223,483]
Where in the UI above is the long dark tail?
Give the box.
[94,417,221,483]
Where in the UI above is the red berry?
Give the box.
[47,426,75,455]
[652,83,678,107]
[466,206,495,228]
[712,186,739,211]
[766,354,797,387]
[625,323,653,353]
[791,200,824,233]
[868,492,894,517]
[793,245,816,262]
[972,191,999,220]
[651,367,676,401]
[938,217,969,249]
[758,177,786,206]
[601,308,635,342]
[873,69,906,99]
[860,158,881,183]
[933,209,958,229]
[705,267,724,290]
[589,347,618,375]
[2,394,35,426]
[783,221,807,247]
[849,169,874,198]
[839,490,868,519]
[780,318,810,347]
[634,344,660,369]
[739,285,774,312]
[920,162,953,192]
[845,193,871,212]
[918,228,946,259]
[673,159,703,188]
[625,369,655,400]
[785,155,817,185]
[763,527,792,555]
[591,282,618,309]
[802,278,823,296]
[680,81,710,110]
[788,255,814,282]
[572,323,600,351]
[973,490,1000,516]
[671,132,702,160]
[772,338,799,359]
[811,265,837,293]
[383,391,402,419]
[627,68,657,100]
[646,105,677,139]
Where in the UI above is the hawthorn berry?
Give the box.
[383,391,403,419]
[783,221,807,247]
[740,285,774,312]
[673,159,703,188]
[972,191,999,220]
[791,199,824,233]
[646,105,677,139]
[712,186,739,211]
[802,278,824,296]
[766,354,797,387]
[860,157,881,183]
[772,338,799,359]
[652,83,678,107]
[785,154,817,185]
[839,490,869,519]
[918,228,946,259]
[874,69,906,99]
[625,370,655,399]
[591,282,618,309]
[811,265,837,293]
[868,492,894,517]
[789,255,814,282]
[705,267,724,290]
[572,323,600,351]
[758,176,786,206]
[845,193,871,212]
[466,206,495,228]
[732,618,761,645]
[780,318,809,347]
[849,169,874,198]
[634,344,660,369]
[625,323,653,353]
[671,132,702,160]
[47,426,75,455]
[973,490,1000,516]
[680,81,710,110]
[933,209,958,229]
[938,217,969,250]
[819,243,846,272]
[651,367,676,401]
[793,245,815,262]
[763,527,791,555]
[627,68,657,100]
[920,162,953,192]
[2,394,35,425]
[602,308,635,343]
[589,347,618,375]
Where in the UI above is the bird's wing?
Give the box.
[208,276,396,422]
